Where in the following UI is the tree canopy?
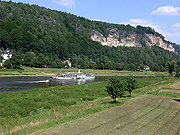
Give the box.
[106,76,138,102]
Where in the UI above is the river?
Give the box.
[0,76,109,93]
[0,75,165,93]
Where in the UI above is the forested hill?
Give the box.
[0,1,180,70]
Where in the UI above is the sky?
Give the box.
[3,0,180,44]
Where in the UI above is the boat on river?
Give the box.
[52,73,76,79]
[76,69,85,79]
[52,69,95,80]
[85,74,95,79]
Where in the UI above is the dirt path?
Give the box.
[32,94,180,135]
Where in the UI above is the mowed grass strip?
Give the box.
[78,95,164,135]
[32,94,180,135]
[110,96,177,135]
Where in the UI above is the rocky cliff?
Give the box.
[91,29,175,52]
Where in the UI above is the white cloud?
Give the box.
[130,19,147,24]
[128,19,160,31]
[172,23,180,28]
[52,0,75,8]
[126,18,180,44]
[151,6,180,16]
[163,30,180,44]
[92,19,106,22]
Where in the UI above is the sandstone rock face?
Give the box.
[91,29,175,52]
[91,30,107,46]
[146,34,175,52]
[106,29,122,47]
[91,29,138,47]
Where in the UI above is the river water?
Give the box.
[0,75,165,93]
[0,76,109,93]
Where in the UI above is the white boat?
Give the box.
[52,74,73,79]
[85,74,95,79]
[75,69,85,79]
[45,80,50,82]
[52,69,95,80]
[76,74,85,79]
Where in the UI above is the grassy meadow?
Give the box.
[33,77,180,135]
[0,77,178,135]
[34,94,180,135]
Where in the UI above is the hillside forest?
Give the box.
[0,1,180,72]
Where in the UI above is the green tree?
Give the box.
[63,61,70,69]
[23,52,36,67]
[32,57,39,67]
[0,56,3,61]
[4,59,12,69]
[175,61,180,77]
[151,63,160,72]
[166,60,176,76]
[123,76,137,97]
[52,61,58,68]
[105,61,113,70]
[36,53,45,68]
[10,51,23,69]
[44,56,50,67]
[55,58,62,68]
[105,77,125,102]
[0,29,12,49]
[160,65,165,72]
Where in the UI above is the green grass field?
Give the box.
[33,94,180,135]
[0,77,179,134]
[32,78,180,135]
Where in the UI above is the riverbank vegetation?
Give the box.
[0,77,177,134]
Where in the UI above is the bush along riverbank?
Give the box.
[0,77,175,134]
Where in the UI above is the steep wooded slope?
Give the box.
[0,1,180,69]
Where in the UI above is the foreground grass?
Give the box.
[0,67,168,76]
[0,77,174,135]
[33,77,180,135]
[34,94,180,135]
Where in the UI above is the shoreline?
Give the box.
[0,74,54,77]
[0,74,167,77]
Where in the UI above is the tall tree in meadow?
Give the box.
[123,76,137,97]
[175,61,180,77]
[166,60,176,76]
[105,77,125,102]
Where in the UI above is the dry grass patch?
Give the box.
[162,78,180,89]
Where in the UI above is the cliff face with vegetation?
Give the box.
[0,1,180,71]
[91,29,175,52]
